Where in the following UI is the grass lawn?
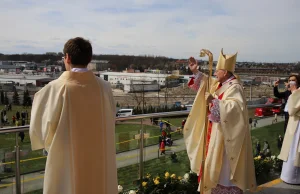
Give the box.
[117,150,191,190]
[115,122,183,153]
[0,105,31,127]
[117,121,286,190]
[157,108,258,126]
[0,143,46,179]
[25,190,43,194]
[0,120,184,180]
[0,129,44,179]
[160,116,187,128]
[251,121,284,156]
[0,109,285,193]
[16,150,189,194]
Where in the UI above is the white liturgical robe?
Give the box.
[184,74,256,193]
[30,71,118,194]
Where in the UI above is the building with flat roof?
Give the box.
[88,60,110,71]
[99,72,170,86]
[0,65,22,73]
[99,71,183,92]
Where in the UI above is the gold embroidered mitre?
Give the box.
[216,48,238,73]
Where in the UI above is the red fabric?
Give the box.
[198,119,213,183]
[198,84,224,183]
[217,83,222,90]
[160,141,165,151]
[219,93,224,100]
[198,78,237,183]
[188,77,195,87]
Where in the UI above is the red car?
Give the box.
[255,107,274,117]
[271,106,282,114]
[254,98,282,117]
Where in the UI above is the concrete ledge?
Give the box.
[246,178,300,194]
[255,178,283,192]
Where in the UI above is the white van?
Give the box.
[116,109,133,117]
[185,105,193,111]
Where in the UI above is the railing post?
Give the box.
[158,148,159,158]
[139,119,144,189]
[15,132,21,194]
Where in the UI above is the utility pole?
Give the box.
[142,82,145,114]
[157,71,160,108]
[250,83,252,101]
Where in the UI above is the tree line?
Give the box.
[0,89,32,106]
[132,105,185,115]
[0,53,182,71]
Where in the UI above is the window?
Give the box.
[118,110,132,113]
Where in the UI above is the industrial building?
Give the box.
[99,72,183,92]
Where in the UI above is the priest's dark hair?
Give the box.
[63,37,93,66]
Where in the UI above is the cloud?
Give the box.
[0,0,299,62]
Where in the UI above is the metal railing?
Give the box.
[0,104,279,194]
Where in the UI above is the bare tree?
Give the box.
[162,75,181,106]
[128,80,146,111]
[174,84,197,101]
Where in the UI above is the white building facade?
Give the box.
[100,72,183,93]
[100,72,169,85]
[123,81,160,93]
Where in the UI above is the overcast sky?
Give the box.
[0,0,299,62]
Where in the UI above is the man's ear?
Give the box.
[224,70,228,77]
[65,53,72,64]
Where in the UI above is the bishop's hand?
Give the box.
[205,92,214,104]
[188,57,199,74]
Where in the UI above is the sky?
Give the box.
[0,0,299,62]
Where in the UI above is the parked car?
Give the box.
[255,98,282,117]
[271,106,283,114]
[255,107,274,117]
[116,109,133,117]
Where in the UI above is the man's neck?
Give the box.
[71,67,88,72]
[71,65,87,69]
